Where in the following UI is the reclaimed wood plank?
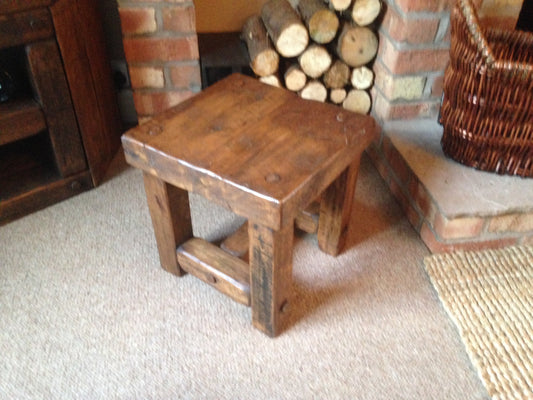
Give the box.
[249,221,293,337]
[0,8,53,49]
[0,170,93,225]
[220,221,249,259]
[0,1,53,14]
[143,172,192,276]
[122,74,376,231]
[295,201,320,234]
[0,99,46,145]
[317,158,361,256]
[51,0,122,186]
[177,237,251,306]
[26,39,87,177]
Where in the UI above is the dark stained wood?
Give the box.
[122,74,377,231]
[0,99,46,145]
[51,0,122,186]
[220,221,249,259]
[177,238,251,306]
[318,158,361,256]
[122,74,377,337]
[0,8,53,49]
[295,201,320,234]
[25,39,87,177]
[219,202,319,263]
[0,0,121,225]
[0,1,53,14]
[0,170,93,225]
[249,221,294,337]
[143,172,192,276]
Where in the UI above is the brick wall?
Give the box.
[116,0,521,123]
[371,0,453,123]
[117,0,201,122]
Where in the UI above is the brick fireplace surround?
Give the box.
[116,0,533,253]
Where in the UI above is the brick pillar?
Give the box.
[117,0,201,122]
[371,0,453,122]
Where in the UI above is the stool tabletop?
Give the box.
[122,74,376,229]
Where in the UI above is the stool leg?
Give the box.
[249,222,294,337]
[317,157,361,256]
[143,172,193,276]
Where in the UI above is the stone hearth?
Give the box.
[369,120,533,252]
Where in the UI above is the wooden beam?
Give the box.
[177,238,251,306]
[220,222,249,259]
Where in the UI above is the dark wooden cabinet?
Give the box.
[0,0,122,224]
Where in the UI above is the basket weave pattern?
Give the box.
[440,0,533,177]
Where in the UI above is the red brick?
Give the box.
[383,135,412,184]
[394,0,452,13]
[118,7,156,35]
[388,174,411,215]
[420,222,518,253]
[373,90,441,120]
[431,74,445,98]
[170,64,201,88]
[373,61,426,101]
[133,90,195,116]
[522,235,533,246]
[432,211,485,240]
[406,203,423,233]
[365,142,391,184]
[488,212,533,233]
[123,36,199,63]
[380,6,440,44]
[379,34,450,74]
[129,66,165,89]
[408,178,435,219]
[162,5,196,32]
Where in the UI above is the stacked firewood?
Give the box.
[241,0,381,114]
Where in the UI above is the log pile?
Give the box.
[241,0,381,114]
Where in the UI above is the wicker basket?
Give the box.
[440,0,533,177]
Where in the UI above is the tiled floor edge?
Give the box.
[365,136,532,253]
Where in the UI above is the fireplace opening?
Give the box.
[197,32,253,89]
[194,1,261,88]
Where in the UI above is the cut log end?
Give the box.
[252,50,280,77]
[299,44,332,78]
[343,89,372,114]
[309,9,339,44]
[284,64,307,91]
[262,0,309,58]
[330,88,347,104]
[242,15,280,77]
[323,59,350,89]
[277,24,309,57]
[300,80,328,102]
[352,0,381,27]
[259,75,282,88]
[351,65,374,90]
[337,25,378,67]
[328,0,352,11]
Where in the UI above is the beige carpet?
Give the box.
[0,153,488,399]
[424,246,533,400]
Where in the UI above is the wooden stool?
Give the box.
[122,74,377,337]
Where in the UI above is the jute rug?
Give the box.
[424,245,533,400]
